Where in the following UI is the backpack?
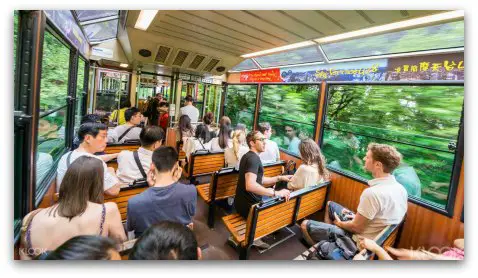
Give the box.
[309,233,359,260]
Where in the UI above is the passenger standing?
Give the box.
[143,98,160,127]
[301,143,408,245]
[56,122,120,196]
[109,98,131,126]
[116,126,165,184]
[178,95,199,124]
[287,139,329,191]
[109,107,143,143]
[21,157,126,260]
[126,147,197,238]
[157,102,170,132]
[257,122,280,163]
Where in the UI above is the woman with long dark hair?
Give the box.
[183,124,212,162]
[20,156,126,260]
[176,115,195,143]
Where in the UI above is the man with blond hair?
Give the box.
[301,143,408,245]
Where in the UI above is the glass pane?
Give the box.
[45,10,89,55]
[230,59,259,71]
[322,84,464,208]
[95,70,130,117]
[83,19,118,42]
[39,31,70,114]
[205,85,222,123]
[224,85,258,131]
[74,59,86,135]
[37,107,68,186]
[197,83,205,102]
[259,85,319,155]
[254,46,324,68]
[322,21,464,60]
[75,10,118,22]
[14,11,19,81]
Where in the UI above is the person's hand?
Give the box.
[186,223,194,230]
[280,175,293,182]
[357,236,380,252]
[275,189,291,202]
[147,169,156,187]
[333,212,344,227]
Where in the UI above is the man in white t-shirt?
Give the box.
[178,95,199,124]
[57,122,121,196]
[301,143,408,245]
[108,107,143,143]
[116,126,165,184]
[257,122,280,164]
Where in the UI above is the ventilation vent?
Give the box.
[189,55,206,69]
[155,45,172,64]
[400,10,409,17]
[203,58,220,72]
[172,50,190,67]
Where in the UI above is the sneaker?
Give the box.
[252,239,270,250]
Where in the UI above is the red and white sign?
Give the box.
[240,68,282,83]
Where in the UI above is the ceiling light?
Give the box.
[315,10,464,44]
[241,41,316,58]
[134,10,158,31]
[120,63,128,68]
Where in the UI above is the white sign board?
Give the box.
[91,47,114,59]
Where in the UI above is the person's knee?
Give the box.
[301,220,309,232]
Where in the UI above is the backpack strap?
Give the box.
[133,151,147,179]
[20,208,44,258]
[118,126,135,142]
[66,151,73,168]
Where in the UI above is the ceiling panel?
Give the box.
[321,10,371,30]
[281,10,346,37]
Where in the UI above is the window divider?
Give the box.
[253,84,262,131]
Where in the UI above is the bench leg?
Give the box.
[207,203,216,229]
[239,245,251,260]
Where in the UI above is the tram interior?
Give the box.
[13,10,464,260]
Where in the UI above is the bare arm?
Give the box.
[105,202,127,242]
[104,184,121,197]
[98,153,119,162]
[245,173,290,201]
[357,237,393,260]
[334,212,370,234]
[262,175,292,186]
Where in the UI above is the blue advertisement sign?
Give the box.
[45,10,89,56]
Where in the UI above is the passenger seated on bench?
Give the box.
[108,107,143,143]
[202,112,218,139]
[129,221,201,260]
[209,117,232,152]
[224,129,249,168]
[175,115,195,143]
[126,147,196,238]
[287,139,329,191]
[301,143,408,245]
[40,235,121,260]
[116,126,165,184]
[353,237,464,260]
[57,122,121,196]
[21,156,126,260]
[183,124,212,162]
[257,122,280,164]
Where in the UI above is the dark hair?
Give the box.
[185,95,194,102]
[140,126,165,147]
[246,130,261,148]
[179,115,193,139]
[235,123,246,132]
[43,235,118,260]
[219,116,231,127]
[52,156,104,220]
[129,221,198,260]
[203,112,214,125]
[152,146,178,173]
[368,143,402,173]
[159,101,169,108]
[81,114,101,124]
[120,98,131,109]
[78,122,107,143]
[195,124,211,143]
[218,124,232,149]
[257,122,271,134]
[125,107,141,122]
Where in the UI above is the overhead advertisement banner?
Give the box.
[240,68,281,83]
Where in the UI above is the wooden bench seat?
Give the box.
[222,182,330,260]
[104,183,149,222]
[176,141,186,161]
[104,142,140,154]
[197,161,287,228]
[183,150,225,184]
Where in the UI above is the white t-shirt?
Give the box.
[209,137,233,152]
[108,124,142,143]
[287,164,323,191]
[259,139,280,163]
[116,147,153,184]
[179,105,199,124]
[356,175,408,239]
[183,137,211,161]
[56,150,118,192]
[224,145,249,169]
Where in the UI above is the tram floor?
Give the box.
[191,193,325,260]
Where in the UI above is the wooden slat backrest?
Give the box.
[296,185,328,220]
[106,160,118,170]
[190,152,225,175]
[177,141,186,160]
[104,186,148,221]
[104,144,140,154]
[252,199,297,242]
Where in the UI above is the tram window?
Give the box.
[74,58,86,134]
[14,11,19,84]
[259,84,319,156]
[204,85,222,123]
[36,107,68,186]
[39,31,70,114]
[224,84,257,131]
[321,84,464,209]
